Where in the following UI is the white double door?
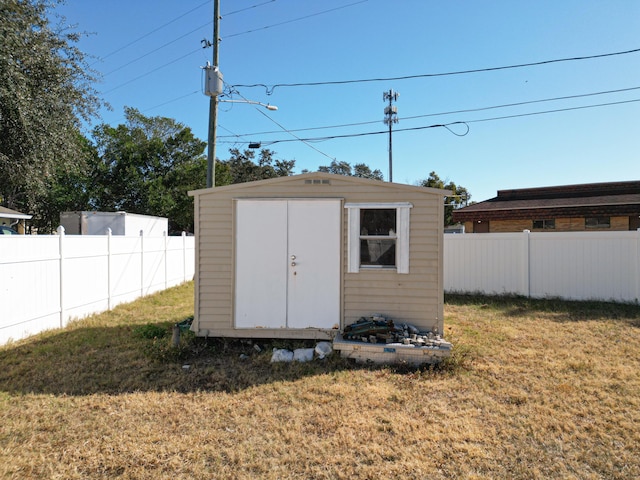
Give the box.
[235,199,341,329]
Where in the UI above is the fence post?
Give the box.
[182,231,187,282]
[164,230,168,290]
[107,228,113,310]
[636,228,640,303]
[57,225,65,328]
[140,229,144,297]
[522,230,531,298]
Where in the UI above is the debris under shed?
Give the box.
[333,315,452,365]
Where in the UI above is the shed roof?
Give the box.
[453,180,640,221]
[0,206,32,220]
[189,172,451,197]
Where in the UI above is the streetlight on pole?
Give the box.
[218,99,278,111]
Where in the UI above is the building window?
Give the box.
[345,203,412,274]
[533,219,555,230]
[585,216,610,229]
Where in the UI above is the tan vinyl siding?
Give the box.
[340,188,442,331]
[191,173,447,337]
[194,195,234,333]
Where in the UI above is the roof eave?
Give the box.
[453,204,640,222]
[189,172,451,197]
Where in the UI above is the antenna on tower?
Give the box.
[383,89,399,182]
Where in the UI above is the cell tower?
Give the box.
[383,89,399,182]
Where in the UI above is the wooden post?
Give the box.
[171,324,180,348]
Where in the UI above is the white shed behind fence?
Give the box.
[60,211,168,236]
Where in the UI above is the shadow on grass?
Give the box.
[0,321,461,397]
[445,293,640,326]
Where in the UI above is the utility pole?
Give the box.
[206,0,221,188]
[383,89,399,182]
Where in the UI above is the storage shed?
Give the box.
[189,172,449,341]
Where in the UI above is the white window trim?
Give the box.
[344,202,412,274]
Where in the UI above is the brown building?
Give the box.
[453,180,640,233]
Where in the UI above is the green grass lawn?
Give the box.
[1,282,639,479]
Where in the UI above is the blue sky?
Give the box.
[54,0,639,202]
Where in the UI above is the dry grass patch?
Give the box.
[1,285,639,479]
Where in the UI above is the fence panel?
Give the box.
[109,235,143,308]
[0,232,195,345]
[166,236,191,286]
[444,231,640,303]
[444,232,528,296]
[0,236,61,342]
[529,232,639,302]
[142,235,167,296]
[62,235,110,324]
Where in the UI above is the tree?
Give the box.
[90,108,206,233]
[318,160,353,176]
[418,171,471,226]
[318,160,383,180]
[0,0,102,215]
[30,133,100,233]
[217,148,295,185]
[353,163,384,180]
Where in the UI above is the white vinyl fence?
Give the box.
[3,229,638,345]
[444,230,640,303]
[0,228,195,345]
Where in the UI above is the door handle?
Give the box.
[291,262,296,267]
[290,255,296,260]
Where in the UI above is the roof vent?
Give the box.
[304,179,331,185]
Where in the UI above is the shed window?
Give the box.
[345,203,412,274]
[585,216,610,229]
[360,209,396,266]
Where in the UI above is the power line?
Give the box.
[103,47,201,94]
[104,22,210,77]
[141,90,200,113]
[463,98,640,124]
[98,1,277,76]
[252,122,468,145]
[217,117,382,137]
[223,0,277,17]
[232,91,337,161]
[94,0,210,64]
[217,98,640,145]
[232,47,640,95]
[402,86,640,121]
[105,45,640,108]
[222,0,368,40]
[217,85,640,138]
[218,124,248,141]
